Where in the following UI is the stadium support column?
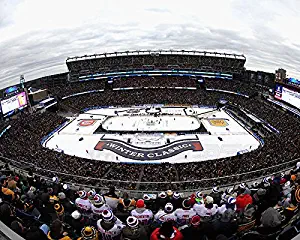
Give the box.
[105,77,114,90]
[197,77,206,90]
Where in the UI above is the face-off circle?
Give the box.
[78,120,96,126]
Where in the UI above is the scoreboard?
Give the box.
[0,92,27,116]
[275,84,300,109]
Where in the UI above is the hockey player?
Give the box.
[174,199,196,226]
[131,199,153,226]
[154,203,177,225]
[75,191,91,212]
[97,209,125,240]
[193,196,219,221]
[91,194,111,216]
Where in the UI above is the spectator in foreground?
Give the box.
[150,221,183,240]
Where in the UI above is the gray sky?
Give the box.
[0,0,300,89]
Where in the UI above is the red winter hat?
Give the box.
[191,215,201,226]
[136,199,145,208]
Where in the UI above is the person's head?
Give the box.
[50,219,63,237]
[25,226,48,240]
[191,215,201,227]
[11,220,25,236]
[136,199,145,209]
[88,189,96,200]
[205,196,214,209]
[80,226,98,240]
[94,194,105,206]
[109,186,115,193]
[102,209,114,223]
[164,203,173,213]
[123,192,129,199]
[0,203,13,218]
[78,190,87,199]
[0,177,7,187]
[182,199,191,210]
[126,216,139,229]
[158,222,175,239]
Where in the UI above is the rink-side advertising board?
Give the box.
[94,140,203,161]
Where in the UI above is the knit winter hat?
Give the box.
[165,203,173,213]
[158,192,167,199]
[71,210,81,220]
[173,192,180,199]
[167,190,173,197]
[58,192,66,200]
[182,199,191,209]
[126,216,139,228]
[81,226,97,240]
[205,196,214,204]
[102,209,114,222]
[191,215,201,226]
[78,191,87,199]
[94,194,105,206]
[136,199,145,208]
[143,194,151,201]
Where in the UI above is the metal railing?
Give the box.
[1,155,299,195]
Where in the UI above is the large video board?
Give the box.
[275,84,300,109]
[1,92,27,115]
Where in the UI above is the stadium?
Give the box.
[1,50,300,239]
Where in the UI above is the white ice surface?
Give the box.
[44,106,261,163]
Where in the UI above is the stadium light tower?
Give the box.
[20,74,25,89]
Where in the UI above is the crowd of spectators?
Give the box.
[205,79,260,96]
[0,82,299,191]
[1,162,300,239]
[113,76,197,88]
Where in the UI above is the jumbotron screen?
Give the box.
[1,92,27,115]
[275,84,300,109]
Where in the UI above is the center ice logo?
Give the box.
[94,140,203,161]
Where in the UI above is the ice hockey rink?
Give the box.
[42,105,262,163]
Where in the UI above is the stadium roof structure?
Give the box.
[66,50,246,62]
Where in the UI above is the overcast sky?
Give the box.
[0,0,299,89]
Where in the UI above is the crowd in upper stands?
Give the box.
[1,162,300,240]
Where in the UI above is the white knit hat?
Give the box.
[205,196,214,204]
[158,192,167,199]
[173,192,180,199]
[102,209,114,222]
[126,216,139,228]
[165,203,173,213]
[212,187,219,193]
[71,210,81,220]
